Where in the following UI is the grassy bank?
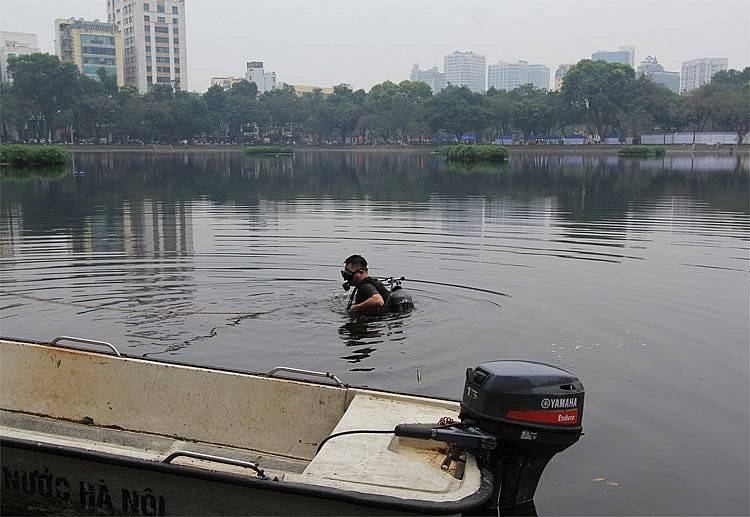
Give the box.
[0,165,69,182]
[244,146,294,156]
[0,144,70,166]
[617,146,666,157]
[436,144,510,162]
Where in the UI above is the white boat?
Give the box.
[0,336,585,515]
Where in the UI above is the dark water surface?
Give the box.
[1,150,748,515]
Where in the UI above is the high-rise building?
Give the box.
[554,63,573,90]
[528,64,550,90]
[680,57,728,93]
[107,0,187,92]
[245,61,276,93]
[0,31,39,82]
[410,64,444,94]
[591,46,635,67]
[637,56,680,94]
[487,61,549,91]
[443,51,486,93]
[55,18,124,86]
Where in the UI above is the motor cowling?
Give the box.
[459,360,585,510]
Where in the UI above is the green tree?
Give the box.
[561,59,636,139]
[7,53,81,141]
[424,86,491,141]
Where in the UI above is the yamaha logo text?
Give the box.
[540,397,577,409]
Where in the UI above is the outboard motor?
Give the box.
[394,360,584,513]
[461,361,585,510]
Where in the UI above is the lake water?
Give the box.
[1,150,748,515]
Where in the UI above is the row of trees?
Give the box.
[1,53,748,145]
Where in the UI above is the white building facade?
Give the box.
[443,51,486,93]
[680,58,728,93]
[488,61,549,91]
[0,31,39,82]
[637,56,680,94]
[245,61,276,93]
[410,64,444,94]
[107,0,187,92]
[591,46,635,67]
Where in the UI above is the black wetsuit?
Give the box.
[351,278,390,313]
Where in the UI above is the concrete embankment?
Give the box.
[63,144,749,155]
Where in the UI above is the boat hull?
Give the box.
[1,437,489,516]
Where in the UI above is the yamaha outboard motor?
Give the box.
[461,361,584,510]
[394,360,584,514]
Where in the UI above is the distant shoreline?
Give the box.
[61,144,749,155]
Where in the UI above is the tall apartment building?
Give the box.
[554,63,573,90]
[591,46,635,67]
[488,61,549,91]
[0,31,39,82]
[528,64,550,90]
[55,18,124,86]
[410,64,444,94]
[443,51,486,93]
[245,61,276,93]
[107,0,187,92]
[637,56,680,94]
[680,57,727,93]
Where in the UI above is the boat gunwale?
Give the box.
[1,435,494,515]
[0,335,460,403]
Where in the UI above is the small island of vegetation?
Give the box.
[244,146,294,156]
[437,144,510,162]
[617,146,666,157]
[0,144,69,166]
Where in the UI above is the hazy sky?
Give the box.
[1,0,748,92]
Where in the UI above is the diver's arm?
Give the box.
[349,293,385,314]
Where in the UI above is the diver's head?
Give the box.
[342,254,369,288]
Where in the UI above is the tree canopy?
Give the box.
[1,53,747,145]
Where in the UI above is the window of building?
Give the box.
[155,36,169,43]
[173,58,180,64]
[173,38,179,44]
[157,4,165,12]
[157,16,165,22]
[144,15,150,21]
[144,3,149,11]
[147,77,153,84]
[157,76,170,83]
[145,25,150,31]
[172,5,178,13]
[172,18,178,24]
[157,66,170,73]
[82,46,117,55]
[174,67,180,73]
[173,47,179,54]
[156,56,170,63]
[146,66,152,72]
[81,34,115,45]
[172,27,178,34]
[145,35,151,41]
[145,45,151,52]
[156,46,169,53]
[154,26,168,33]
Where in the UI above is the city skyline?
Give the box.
[0,0,748,92]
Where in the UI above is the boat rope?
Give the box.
[0,289,271,318]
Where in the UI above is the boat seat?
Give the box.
[301,393,476,496]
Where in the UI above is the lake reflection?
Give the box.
[1,150,748,516]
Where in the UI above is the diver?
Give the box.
[341,254,414,315]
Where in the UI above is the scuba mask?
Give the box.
[341,269,364,291]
